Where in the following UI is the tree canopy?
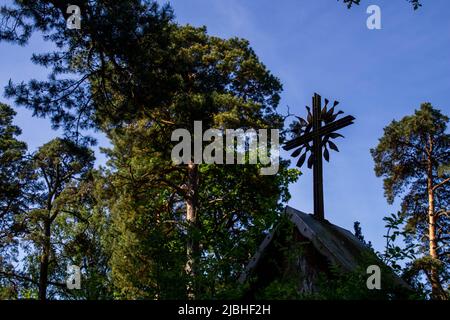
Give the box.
[371,103,449,299]
[0,103,28,298]
[0,0,301,300]
[0,0,445,302]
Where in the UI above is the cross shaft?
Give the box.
[283,93,355,220]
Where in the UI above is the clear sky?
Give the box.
[1,0,449,252]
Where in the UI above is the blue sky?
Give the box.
[1,0,449,252]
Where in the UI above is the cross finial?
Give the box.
[284,93,355,220]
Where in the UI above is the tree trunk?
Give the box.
[38,220,51,301]
[185,162,199,299]
[426,140,447,300]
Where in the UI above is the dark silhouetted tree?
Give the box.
[21,138,94,300]
[0,103,28,298]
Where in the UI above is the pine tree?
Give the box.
[0,103,28,298]
[1,1,178,135]
[371,103,450,300]
[21,138,94,300]
[98,25,301,298]
[1,1,301,299]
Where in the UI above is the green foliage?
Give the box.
[0,103,27,234]
[2,1,176,137]
[257,279,303,300]
[250,217,414,300]
[17,138,101,299]
[313,261,413,300]
[100,121,300,299]
[52,173,113,300]
[0,0,302,299]
[251,217,307,300]
[371,103,449,298]
[5,0,429,301]
[353,221,372,248]
[371,103,449,205]
[0,102,28,298]
[70,16,297,298]
[381,212,416,273]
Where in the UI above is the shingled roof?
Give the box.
[239,206,411,292]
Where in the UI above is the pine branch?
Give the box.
[432,177,450,191]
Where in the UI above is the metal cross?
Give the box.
[284,93,355,220]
